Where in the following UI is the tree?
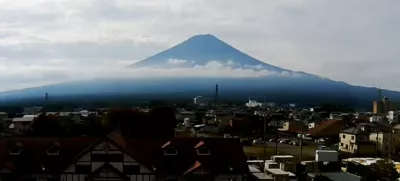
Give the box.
[362,159,399,181]
[102,107,177,139]
[30,114,62,136]
[194,111,206,123]
[148,106,177,139]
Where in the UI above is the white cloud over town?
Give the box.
[0,59,297,91]
[0,0,399,91]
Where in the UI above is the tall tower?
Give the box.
[215,84,219,108]
[45,92,48,101]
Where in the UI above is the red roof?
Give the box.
[110,134,248,175]
[307,119,344,136]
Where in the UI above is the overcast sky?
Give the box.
[0,0,399,91]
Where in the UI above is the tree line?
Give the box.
[27,106,177,139]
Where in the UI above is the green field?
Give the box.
[243,145,317,161]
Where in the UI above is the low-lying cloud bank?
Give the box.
[0,59,302,91]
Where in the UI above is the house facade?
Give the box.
[10,117,35,135]
[0,131,249,181]
[369,132,395,155]
[279,121,303,132]
[339,127,375,156]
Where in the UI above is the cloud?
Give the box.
[0,59,299,91]
[167,58,187,64]
[0,0,399,91]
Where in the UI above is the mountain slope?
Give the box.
[0,34,398,108]
[132,34,287,71]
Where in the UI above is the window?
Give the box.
[123,165,140,174]
[345,144,348,149]
[9,148,21,155]
[92,153,123,162]
[351,136,355,140]
[75,164,91,174]
[164,146,177,155]
[47,146,59,155]
[342,135,346,139]
[107,154,124,162]
[92,153,107,162]
[340,143,344,146]
[197,146,210,155]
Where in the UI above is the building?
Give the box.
[369,131,396,155]
[9,116,36,135]
[0,112,7,121]
[245,99,263,108]
[0,131,250,181]
[278,121,304,133]
[23,106,43,115]
[308,122,320,129]
[194,96,209,106]
[339,127,375,156]
[373,97,394,115]
[388,111,400,123]
[175,111,196,122]
[307,119,345,138]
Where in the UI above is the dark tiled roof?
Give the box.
[340,127,369,134]
[110,134,248,175]
[0,131,249,176]
[0,137,100,174]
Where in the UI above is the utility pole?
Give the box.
[262,94,267,172]
[389,129,393,159]
[300,122,303,162]
[376,132,379,157]
[275,117,278,155]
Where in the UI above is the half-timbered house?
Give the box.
[0,131,249,181]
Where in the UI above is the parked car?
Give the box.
[318,145,330,150]
[253,140,265,145]
[280,139,291,144]
[269,138,277,142]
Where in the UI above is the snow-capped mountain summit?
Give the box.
[132,34,286,72]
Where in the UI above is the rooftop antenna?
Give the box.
[378,87,382,100]
[43,92,48,115]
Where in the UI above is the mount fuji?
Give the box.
[132,34,286,71]
[0,34,399,107]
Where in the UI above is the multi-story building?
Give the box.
[339,127,375,156]
[0,131,249,181]
[245,99,263,108]
[373,97,394,115]
[369,131,396,156]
